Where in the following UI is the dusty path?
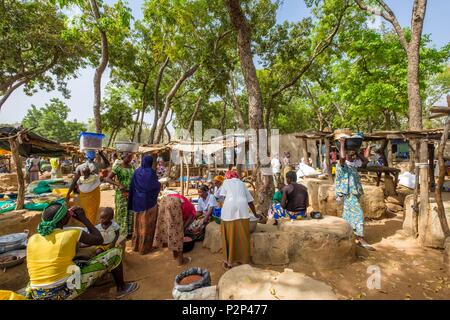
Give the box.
[81,190,450,300]
[1,189,449,300]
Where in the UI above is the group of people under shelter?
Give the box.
[22,135,372,300]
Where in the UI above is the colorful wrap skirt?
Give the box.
[26,248,122,300]
[270,203,306,220]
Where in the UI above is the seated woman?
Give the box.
[269,182,284,221]
[26,203,138,300]
[273,171,309,221]
[185,185,218,240]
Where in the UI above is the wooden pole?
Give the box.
[433,96,450,238]
[9,138,25,210]
[418,139,431,246]
[186,154,190,196]
[428,143,435,191]
[325,138,332,182]
[180,152,184,196]
[318,139,323,170]
[301,138,308,163]
[412,141,420,237]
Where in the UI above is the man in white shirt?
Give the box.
[270,155,281,188]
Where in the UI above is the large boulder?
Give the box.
[318,184,342,217]
[218,265,337,300]
[396,187,415,205]
[301,179,330,212]
[385,202,404,214]
[418,200,450,248]
[278,216,356,269]
[360,185,385,219]
[403,194,450,248]
[203,222,222,253]
[444,237,450,274]
[251,227,289,266]
[203,222,289,265]
[204,217,356,269]
[402,194,416,236]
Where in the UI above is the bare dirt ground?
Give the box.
[2,189,449,300]
[82,189,450,300]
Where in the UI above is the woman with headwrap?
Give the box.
[66,151,101,225]
[219,170,257,269]
[128,155,161,255]
[335,137,374,251]
[26,202,138,300]
[105,152,135,238]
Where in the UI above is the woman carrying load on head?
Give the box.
[25,202,138,300]
[66,150,101,225]
[335,137,374,251]
[105,152,135,239]
[128,155,161,255]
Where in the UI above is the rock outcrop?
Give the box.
[218,265,337,300]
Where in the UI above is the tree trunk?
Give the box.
[107,128,116,147]
[187,96,203,133]
[154,64,199,143]
[228,71,246,129]
[9,138,25,210]
[149,57,169,144]
[226,0,272,213]
[137,82,148,143]
[90,0,109,134]
[221,100,227,134]
[131,109,140,142]
[434,96,450,238]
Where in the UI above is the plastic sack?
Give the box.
[0,232,27,254]
[398,172,416,189]
[296,163,318,177]
[173,267,211,295]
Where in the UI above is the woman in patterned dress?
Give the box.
[105,152,135,239]
[153,195,191,266]
[335,137,374,250]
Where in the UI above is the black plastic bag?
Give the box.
[173,267,211,293]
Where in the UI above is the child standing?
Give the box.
[95,207,120,255]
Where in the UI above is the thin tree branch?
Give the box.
[354,0,409,51]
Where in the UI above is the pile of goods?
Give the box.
[0,179,67,214]
[115,141,139,153]
[0,232,28,269]
[80,132,105,151]
[0,173,18,192]
[333,129,364,151]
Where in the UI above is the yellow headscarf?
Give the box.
[213,175,225,183]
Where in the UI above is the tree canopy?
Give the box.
[1,0,447,143]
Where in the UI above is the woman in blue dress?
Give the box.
[335,137,374,250]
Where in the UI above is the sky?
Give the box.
[1,0,449,125]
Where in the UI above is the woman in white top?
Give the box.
[185,185,218,240]
[219,171,257,269]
